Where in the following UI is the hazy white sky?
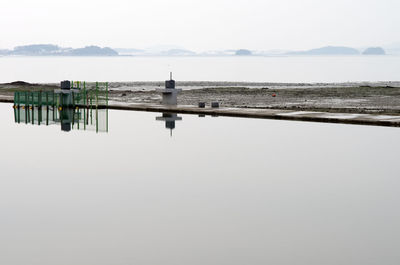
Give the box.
[1,0,399,51]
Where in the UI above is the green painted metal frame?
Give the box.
[13,81,109,133]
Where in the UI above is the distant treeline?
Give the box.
[0,44,389,57]
[286,46,386,56]
[0,44,118,56]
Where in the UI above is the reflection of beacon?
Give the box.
[156,73,182,105]
[56,80,74,131]
[59,108,74,132]
[156,113,182,137]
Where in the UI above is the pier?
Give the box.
[11,81,109,132]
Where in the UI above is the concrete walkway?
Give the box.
[107,102,400,127]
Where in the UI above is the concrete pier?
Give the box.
[2,96,400,127]
[105,102,400,128]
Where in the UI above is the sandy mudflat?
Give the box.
[2,81,400,114]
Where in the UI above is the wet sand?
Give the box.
[108,82,400,115]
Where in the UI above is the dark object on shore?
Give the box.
[165,80,175,89]
[362,47,386,55]
[198,102,206,108]
[165,72,175,89]
[211,102,220,108]
[60,80,71,90]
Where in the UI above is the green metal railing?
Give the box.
[13,81,109,108]
[13,81,109,133]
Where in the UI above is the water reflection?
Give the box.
[156,112,182,136]
[13,106,108,133]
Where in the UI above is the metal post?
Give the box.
[25,103,28,124]
[53,92,56,121]
[38,107,41,125]
[106,82,109,132]
[84,108,86,130]
[96,81,99,108]
[46,106,49,125]
[96,107,98,133]
[77,109,80,130]
[38,91,42,107]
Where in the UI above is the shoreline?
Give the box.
[2,80,400,89]
[2,81,400,127]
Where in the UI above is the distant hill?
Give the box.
[160,49,196,56]
[12,44,61,55]
[383,42,400,55]
[0,43,396,57]
[362,47,385,55]
[287,46,360,55]
[0,44,119,56]
[235,49,252,56]
[67,46,118,56]
[115,48,145,55]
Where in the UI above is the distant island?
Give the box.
[0,44,118,56]
[235,49,252,56]
[362,47,386,55]
[284,46,388,56]
[0,44,393,57]
[160,49,196,56]
[286,46,360,55]
[67,46,118,56]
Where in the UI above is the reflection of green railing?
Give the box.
[13,106,108,133]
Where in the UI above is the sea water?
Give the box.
[0,55,399,83]
[0,103,399,265]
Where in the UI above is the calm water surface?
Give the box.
[1,103,400,265]
[0,56,399,83]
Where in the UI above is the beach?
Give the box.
[2,81,400,115]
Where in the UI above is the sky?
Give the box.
[1,0,399,51]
